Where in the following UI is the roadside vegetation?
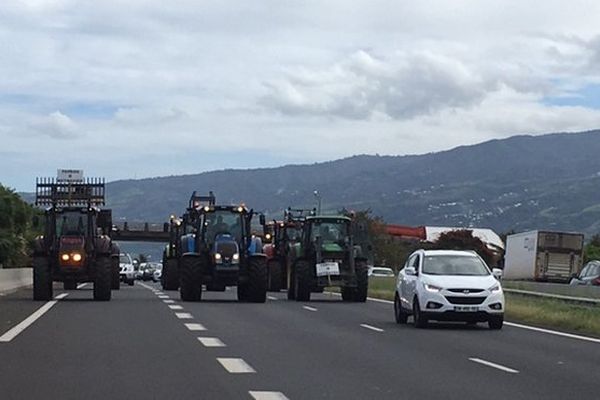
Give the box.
[0,184,39,268]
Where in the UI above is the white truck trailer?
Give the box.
[504,230,584,282]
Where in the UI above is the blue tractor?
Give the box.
[178,201,267,302]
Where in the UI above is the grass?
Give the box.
[364,277,600,337]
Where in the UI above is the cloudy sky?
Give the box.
[3,0,600,191]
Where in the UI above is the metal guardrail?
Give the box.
[504,288,600,306]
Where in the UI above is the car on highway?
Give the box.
[368,266,395,277]
[152,263,163,283]
[394,249,505,329]
[570,260,600,286]
[140,262,160,281]
[119,253,136,286]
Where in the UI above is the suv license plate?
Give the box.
[454,306,479,312]
[316,262,340,277]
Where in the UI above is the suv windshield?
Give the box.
[204,210,243,243]
[310,220,349,243]
[423,255,490,276]
[57,211,87,235]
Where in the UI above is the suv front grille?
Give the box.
[447,288,484,294]
[445,296,487,305]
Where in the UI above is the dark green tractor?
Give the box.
[288,215,368,302]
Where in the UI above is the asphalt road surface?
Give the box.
[1,282,599,400]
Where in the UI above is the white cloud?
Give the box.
[2,1,600,190]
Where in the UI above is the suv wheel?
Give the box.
[413,297,428,328]
[488,315,504,330]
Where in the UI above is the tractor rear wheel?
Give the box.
[354,260,368,302]
[341,287,354,301]
[287,266,296,300]
[245,257,268,303]
[33,256,53,301]
[93,256,112,301]
[162,258,179,291]
[294,260,311,302]
[111,257,120,290]
[179,256,202,302]
[267,259,282,292]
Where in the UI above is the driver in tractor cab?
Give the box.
[320,225,337,242]
[210,215,230,238]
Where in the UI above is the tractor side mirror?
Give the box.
[97,210,112,231]
[259,214,266,226]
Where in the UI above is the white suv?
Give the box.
[394,250,504,329]
[119,253,136,286]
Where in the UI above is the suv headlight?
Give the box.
[424,283,442,293]
[489,284,502,293]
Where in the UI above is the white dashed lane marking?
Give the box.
[158,295,170,299]
[302,306,318,312]
[468,358,519,374]
[175,313,193,319]
[163,299,175,304]
[267,296,278,301]
[0,293,68,343]
[184,323,207,331]
[197,337,226,347]
[76,283,87,289]
[360,324,384,333]
[217,358,256,373]
[249,391,290,400]
[168,305,183,310]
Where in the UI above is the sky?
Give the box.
[3,0,600,191]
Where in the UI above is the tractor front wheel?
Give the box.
[179,256,203,302]
[294,260,311,302]
[93,256,112,301]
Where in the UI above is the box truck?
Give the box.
[504,230,584,282]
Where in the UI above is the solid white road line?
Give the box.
[249,391,290,400]
[168,305,183,310]
[197,337,226,347]
[0,294,68,343]
[163,299,175,304]
[360,324,384,332]
[184,323,206,331]
[175,312,193,319]
[217,358,256,373]
[267,296,278,301]
[505,322,600,344]
[468,358,519,374]
[303,306,318,312]
[76,283,87,289]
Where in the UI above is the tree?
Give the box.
[0,184,38,267]
[584,234,600,263]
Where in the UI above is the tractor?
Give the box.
[178,200,267,302]
[161,192,215,291]
[31,176,118,301]
[287,214,368,302]
[261,208,312,292]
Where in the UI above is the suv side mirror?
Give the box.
[405,267,417,276]
[492,268,503,280]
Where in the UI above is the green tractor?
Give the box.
[287,215,368,302]
[31,176,118,301]
[178,201,268,302]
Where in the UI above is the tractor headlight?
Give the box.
[265,233,272,240]
[61,254,70,261]
[72,253,82,262]
[215,253,222,263]
[232,253,240,263]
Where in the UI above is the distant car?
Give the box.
[394,249,505,330]
[368,266,395,277]
[141,262,160,281]
[152,263,163,283]
[119,253,136,286]
[570,261,600,286]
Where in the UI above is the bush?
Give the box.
[0,184,38,267]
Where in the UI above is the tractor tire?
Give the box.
[246,257,268,303]
[33,256,53,301]
[267,259,282,292]
[341,287,354,301]
[294,260,312,302]
[287,266,296,300]
[354,260,368,302]
[64,281,77,290]
[93,256,112,301]
[162,258,179,291]
[179,256,203,302]
[111,259,120,290]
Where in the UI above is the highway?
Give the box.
[1,283,598,400]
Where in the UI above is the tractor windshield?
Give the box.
[57,211,88,236]
[284,227,301,242]
[204,210,243,243]
[310,219,349,244]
